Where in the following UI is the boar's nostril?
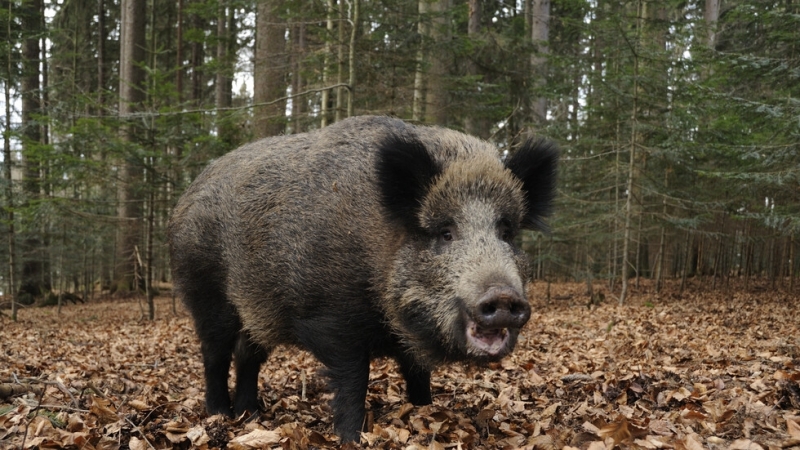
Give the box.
[474,287,530,329]
[481,303,497,317]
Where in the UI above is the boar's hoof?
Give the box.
[467,286,531,356]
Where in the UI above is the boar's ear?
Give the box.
[505,138,559,231]
[376,135,442,231]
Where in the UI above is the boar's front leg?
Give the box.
[397,354,432,406]
[326,355,371,442]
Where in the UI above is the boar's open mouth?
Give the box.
[466,320,511,356]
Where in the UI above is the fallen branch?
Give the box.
[0,382,44,399]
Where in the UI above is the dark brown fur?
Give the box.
[168,116,558,442]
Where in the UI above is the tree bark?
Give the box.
[215,1,234,144]
[4,6,17,319]
[116,0,147,291]
[347,0,358,117]
[98,0,106,105]
[619,0,642,305]
[176,0,183,103]
[19,0,48,301]
[190,3,204,105]
[253,0,286,138]
[321,0,334,127]
[530,0,550,125]
[790,232,795,291]
[424,0,450,126]
[704,0,720,48]
[412,0,429,122]
[215,2,232,111]
[335,0,345,122]
[290,17,306,132]
[464,0,489,138]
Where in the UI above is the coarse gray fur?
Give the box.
[168,115,558,442]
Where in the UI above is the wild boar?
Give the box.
[168,115,558,442]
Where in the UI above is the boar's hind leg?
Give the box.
[232,334,270,416]
[397,355,432,405]
[325,356,371,442]
[188,290,239,417]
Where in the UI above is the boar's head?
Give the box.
[377,132,558,367]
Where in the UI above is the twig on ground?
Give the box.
[125,416,157,450]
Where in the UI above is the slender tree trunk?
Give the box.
[790,232,795,291]
[253,0,286,138]
[116,0,147,291]
[4,7,17,319]
[215,1,234,143]
[176,0,183,103]
[530,0,550,125]
[680,230,691,293]
[290,18,306,132]
[335,0,345,122]
[635,206,643,289]
[655,173,668,293]
[619,0,642,305]
[145,180,155,319]
[425,0,450,125]
[704,0,720,48]
[321,0,334,127]
[190,5,204,105]
[19,0,47,301]
[712,214,725,289]
[347,0,358,117]
[464,0,489,138]
[412,0,429,121]
[215,2,231,110]
[98,0,106,105]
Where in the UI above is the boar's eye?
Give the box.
[440,228,454,242]
[498,219,514,243]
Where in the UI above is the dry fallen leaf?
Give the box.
[1,284,798,449]
[229,428,282,448]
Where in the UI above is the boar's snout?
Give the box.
[465,286,530,358]
[476,286,530,328]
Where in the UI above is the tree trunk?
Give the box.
[290,18,306,132]
[464,0,490,138]
[98,0,106,105]
[347,0,359,117]
[116,0,147,292]
[790,232,795,291]
[215,1,234,144]
[190,4,204,105]
[680,230,691,293]
[321,0,334,127]
[335,0,345,122]
[253,0,286,138]
[424,0,450,125]
[412,0,429,122]
[619,0,642,305]
[530,0,550,125]
[19,0,48,302]
[176,0,183,103]
[655,171,668,293]
[215,2,231,110]
[4,9,17,319]
[704,0,720,48]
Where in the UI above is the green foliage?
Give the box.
[1,0,797,300]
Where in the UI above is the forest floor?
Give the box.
[1,280,799,450]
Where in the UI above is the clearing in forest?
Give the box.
[1,281,799,449]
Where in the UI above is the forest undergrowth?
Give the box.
[1,280,799,449]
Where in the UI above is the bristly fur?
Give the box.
[504,138,559,231]
[375,134,442,232]
[169,115,559,443]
